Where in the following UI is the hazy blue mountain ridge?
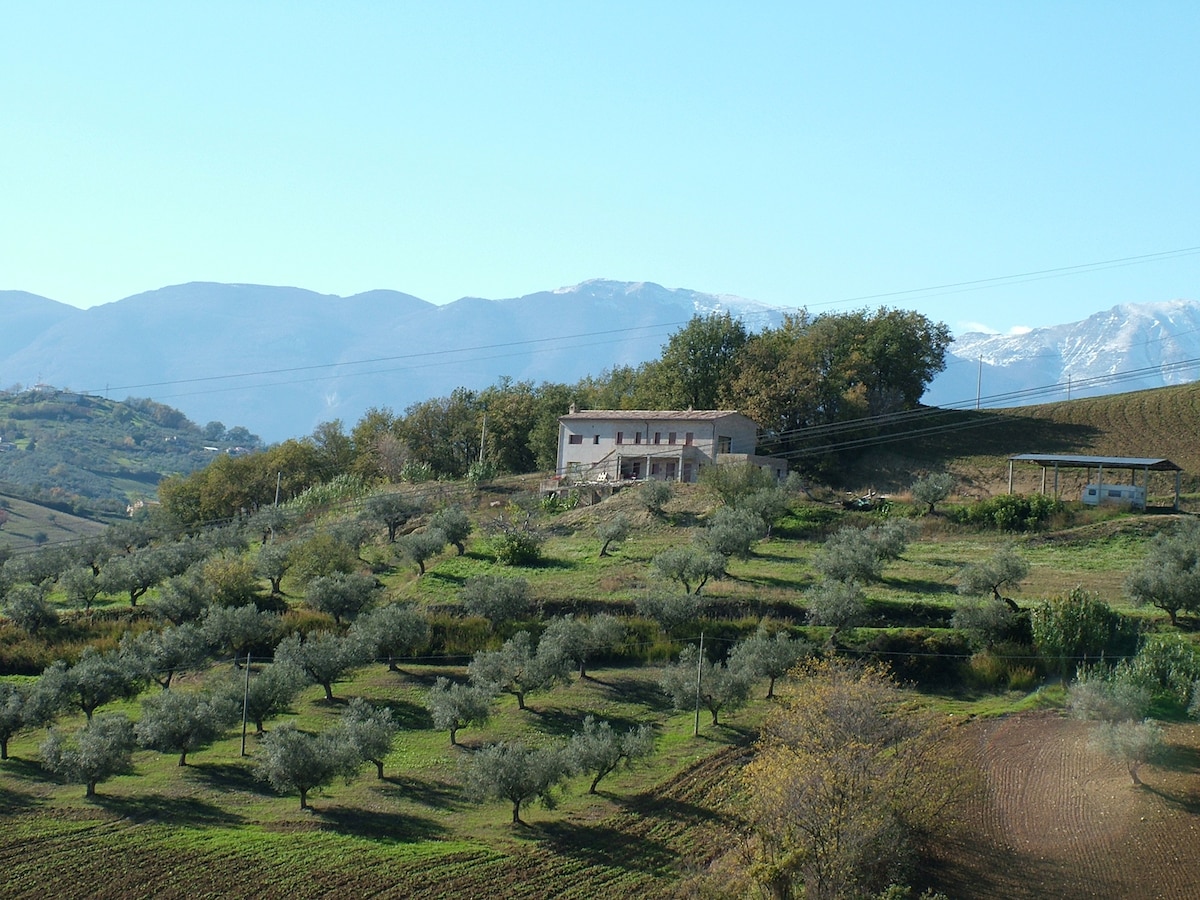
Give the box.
[0,280,785,441]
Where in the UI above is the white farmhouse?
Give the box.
[555,406,787,484]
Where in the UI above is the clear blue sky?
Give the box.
[3,2,1197,335]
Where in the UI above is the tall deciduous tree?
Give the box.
[639,313,749,410]
[727,309,950,469]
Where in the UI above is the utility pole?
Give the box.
[976,356,982,410]
[240,652,252,757]
[693,633,704,737]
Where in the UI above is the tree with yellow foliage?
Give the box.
[741,659,967,900]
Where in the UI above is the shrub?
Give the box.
[949,494,1061,532]
[857,629,972,688]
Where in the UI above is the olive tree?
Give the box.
[135,688,240,766]
[910,471,955,514]
[201,603,281,667]
[274,631,366,703]
[538,614,625,679]
[651,546,726,595]
[567,715,655,794]
[697,507,767,560]
[4,583,59,635]
[425,677,493,746]
[468,631,572,711]
[728,626,813,699]
[119,623,210,691]
[255,722,355,810]
[396,528,446,576]
[349,603,431,671]
[659,644,753,727]
[36,648,145,721]
[804,578,867,636]
[460,574,532,627]
[0,681,31,760]
[336,697,400,780]
[460,740,573,825]
[1126,518,1200,626]
[596,514,631,557]
[221,660,307,735]
[429,506,472,555]
[304,572,380,624]
[956,546,1029,611]
[365,491,422,543]
[40,714,136,798]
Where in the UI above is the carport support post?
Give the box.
[1053,464,1060,499]
[1007,460,1014,494]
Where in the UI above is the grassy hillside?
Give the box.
[0,388,259,535]
[839,381,1200,503]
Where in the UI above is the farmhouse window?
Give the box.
[684,432,694,446]
[593,435,600,445]
[653,432,661,444]
[616,432,623,445]
[668,432,676,445]
[568,434,583,445]
[634,432,642,444]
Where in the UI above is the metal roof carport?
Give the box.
[1007,454,1182,510]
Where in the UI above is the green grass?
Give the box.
[5,439,1200,895]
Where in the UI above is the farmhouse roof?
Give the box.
[559,409,749,422]
[1008,453,1182,472]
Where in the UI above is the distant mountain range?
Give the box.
[1,282,1196,441]
[0,280,784,442]
[923,299,1200,409]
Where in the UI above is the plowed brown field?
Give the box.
[927,712,1200,899]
